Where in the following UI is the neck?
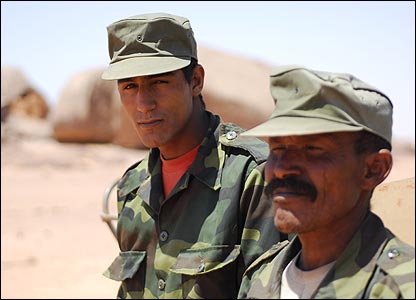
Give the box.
[159,102,209,160]
[297,201,369,270]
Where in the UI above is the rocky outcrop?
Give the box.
[51,69,115,143]
[1,66,49,121]
[198,46,275,130]
[371,177,415,246]
[50,68,144,148]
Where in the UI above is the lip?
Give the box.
[270,189,309,203]
[137,119,163,128]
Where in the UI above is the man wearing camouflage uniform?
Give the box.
[101,13,285,298]
[237,65,415,299]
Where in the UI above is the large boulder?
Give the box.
[51,69,114,143]
[51,68,144,148]
[1,66,49,121]
[198,46,275,130]
[371,177,415,246]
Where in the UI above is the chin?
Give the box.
[274,211,301,234]
[138,135,165,149]
[275,222,296,234]
[141,141,159,149]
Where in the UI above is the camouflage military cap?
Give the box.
[242,65,393,145]
[102,12,197,80]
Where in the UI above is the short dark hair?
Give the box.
[181,58,206,109]
[182,58,198,83]
[354,130,392,154]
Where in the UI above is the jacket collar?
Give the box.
[268,212,390,298]
[146,111,223,192]
[129,111,223,211]
[314,212,389,298]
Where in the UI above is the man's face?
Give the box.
[264,132,366,234]
[117,69,194,149]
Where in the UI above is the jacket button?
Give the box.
[226,131,237,140]
[197,262,205,272]
[159,230,169,242]
[387,249,400,259]
[158,278,166,290]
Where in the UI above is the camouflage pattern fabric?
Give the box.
[104,111,285,298]
[238,211,415,299]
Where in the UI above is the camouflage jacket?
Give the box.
[238,211,415,299]
[104,111,285,298]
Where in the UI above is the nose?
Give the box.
[135,88,156,113]
[266,150,302,180]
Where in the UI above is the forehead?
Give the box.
[117,70,180,83]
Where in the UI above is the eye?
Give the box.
[119,82,137,90]
[305,145,324,152]
[153,79,168,85]
[270,144,287,152]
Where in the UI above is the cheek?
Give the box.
[320,169,361,210]
[168,98,195,125]
[119,96,136,114]
[264,158,275,182]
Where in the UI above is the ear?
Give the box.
[191,64,204,97]
[361,149,393,190]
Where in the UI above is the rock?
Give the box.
[1,66,49,121]
[371,177,415,246]
[198,46,275,130]
[51,68,144,148]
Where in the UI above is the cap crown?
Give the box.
[243,65,393,144]
[107,13,197,63]
[102,13,197,80]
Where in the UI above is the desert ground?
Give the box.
[1,135,415,299]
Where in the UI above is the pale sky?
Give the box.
[1,1,414,142]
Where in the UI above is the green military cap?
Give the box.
[102,12,197,80]
[242,65,393,144]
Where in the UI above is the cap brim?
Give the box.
[241,116,364,137]
[101,56,191,80]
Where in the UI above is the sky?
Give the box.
[1,1,415,142]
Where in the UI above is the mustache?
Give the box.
[265,177,318,202]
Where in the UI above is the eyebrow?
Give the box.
[117,71,176,83]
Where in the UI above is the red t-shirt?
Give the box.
[161,145,199,198]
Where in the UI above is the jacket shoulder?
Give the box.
[118,157,148,198]
[244,240,290,275]
[218,122,269,163]
[376,235,415,298]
